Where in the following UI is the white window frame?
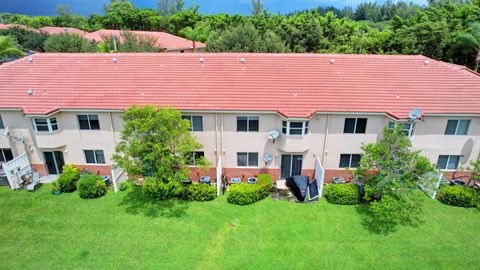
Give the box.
[237,116,259,132]
[33,118,58,133]
[188,151,205,166]
[339,154,361,169]
[182,115,203,132]
[0,148,13,162]
[344,118,367,134]
[437,155,461,171]
[0,114,4,129]
[282,121,309,136]
[445,119,470,136]
[236,152,259,168]
[389,122,414,137]
[83,150,105,164]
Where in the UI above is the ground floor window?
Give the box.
[437,155,460,170]
[237,152,258,167]
[187,151,205,166]
[84,150,106,164]
[339,154,361,168]
[0,148,13,163]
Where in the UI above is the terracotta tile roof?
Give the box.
[84,29,205,50]
[0,53,479,118]
[39,26,87,36]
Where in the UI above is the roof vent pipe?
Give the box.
[28,58,33,63]
[240,58,246,63]
[424,60,429,66]
[199,58,205,64]
[330,59,335,64]
[112,58,118,63]
[27,90,33,95]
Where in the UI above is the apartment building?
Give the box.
[0,53,479,184]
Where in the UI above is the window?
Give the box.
[437,155,460,170]
[84,150,106,164]
[0,114,4,129]
[187,151,205,166]
[339,154,361,168]
[0,148,13,162]
[78,115,100,130]
[445,120,470,135]
[182,115,203,132]
[237,116,259,132]
[282,121,309,136]
[33,118,58,132]
[344,118,367,134]
[237,152,258,167]
[388,122,414,137]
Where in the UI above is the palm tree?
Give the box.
[0,36,24,58]
[451,23,480,72]
[180,25,211,52]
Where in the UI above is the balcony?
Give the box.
[34,131,66,149]
[276,134,310,153]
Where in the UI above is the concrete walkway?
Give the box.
[40,175,58,184]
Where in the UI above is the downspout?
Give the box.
[321,114,331,164]
[109,112,117,145]
[221,113,224,168]
[215,114,219,166]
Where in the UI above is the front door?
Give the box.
[281,154,303,179]
[43,151,65,175]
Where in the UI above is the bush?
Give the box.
[326,184,359,205]
[143,177,184,200]
[438,186,479,208]
[57,164,81,192]
[49,181,60,193]
[77,174,107,199]
[184,184,216,201]
[44,33,95,52]
[228,183,259,205]
[256,174,273,199]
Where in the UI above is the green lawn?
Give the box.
[0,186,479,270]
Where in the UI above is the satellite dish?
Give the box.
[408,108,423,121]
[3,127,10,137]
[263,153,272,163]
[267,130,280,143]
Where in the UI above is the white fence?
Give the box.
[111,166,128,193]
[419,172,443,199]
[216,156,222,197]
[314,158,325,199]
[3,152,31,190]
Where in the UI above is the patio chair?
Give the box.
[27,172,40,192]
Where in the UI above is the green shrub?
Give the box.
[143,177,184,200]
[57,164,81,192]
[256,174,273,199]
[184,184,216,201]
[49,181,61,193]
[228,183,259,205]
[438,186,479,208]
[77,174,107,199]
[326,184,359,205]
[118,181,129,192]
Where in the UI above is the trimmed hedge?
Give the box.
[184,184,216,201]
[256,174,273,199]
[57,164,81,193]
[228,183,259,205]
[438,186,479,208]
[143,177,184,200]
[326,184,359,205]
[77,174,107,199]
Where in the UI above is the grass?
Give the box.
[0,185,479,269]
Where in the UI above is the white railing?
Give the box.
[216,156,222,197]
[3,152,31,190]
[111,165,128,193]
[419,172,443,199]
[314,158,325,198]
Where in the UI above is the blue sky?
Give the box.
[0,0,427,16]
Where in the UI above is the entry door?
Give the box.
[43,151,65,175]
[281,155,303,179]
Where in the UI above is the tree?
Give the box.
[449,23,480,71]
[0,27,48,52]
[0,35,24,59]
[179,24,211,51]
[44,33,95,52]
[250,0,264,16]
[113,106,206,182]
[158,0,185,16]
[356,125,437,234]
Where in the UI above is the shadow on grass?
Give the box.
[118,186,189,218]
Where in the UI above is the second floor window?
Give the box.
[437,155,460,170]
[187,151,205,166]
[0,148,13,162]
[34,118,58,132]
[344,118,367,134]
[237,152,258,167]
[84,150,105,164]
[282,121,309,136]
[388,122,414,137]
[182,115,203,132]
[237,116,259,132]
[78,115,100,130]
[445,120,470,135]
[339,154,361,168]
[0,114,4,129]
